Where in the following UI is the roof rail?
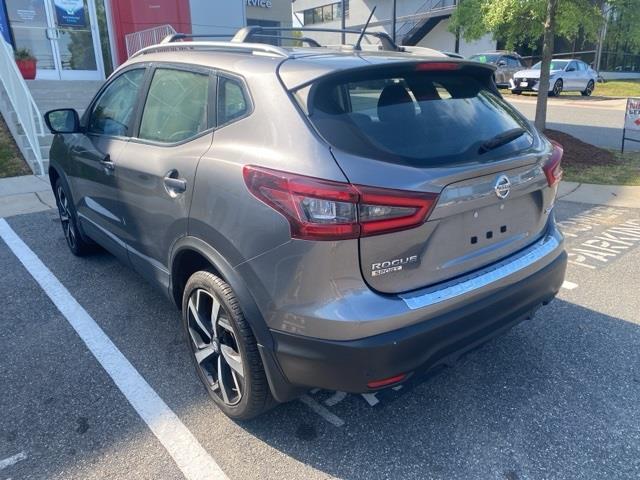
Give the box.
[130,35,290,59]
[231,26,402,52]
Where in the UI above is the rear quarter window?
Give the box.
[306,69,534,166]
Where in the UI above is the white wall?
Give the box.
[416,17,495,56]
[189,0,245,36]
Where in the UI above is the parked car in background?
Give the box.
[511,59,598,96]
[468,51,524,88]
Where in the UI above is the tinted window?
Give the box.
[507,57,521,67]
[217,77,249,126]
[307,69,532,166]
[88,69,145,136]
[533,60,569,70]
[139,68,209,143]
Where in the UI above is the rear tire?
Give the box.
[182,270,274,420]
[54,178,93,256]
[581,80,595,96]
[550,79,563,97]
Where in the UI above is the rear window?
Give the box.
[306,70,534,166]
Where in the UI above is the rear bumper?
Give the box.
[268,248,567,397]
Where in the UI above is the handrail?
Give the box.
[396,0,457,41]
[125,24,177,58]
[0,40,44,175]
[131,40,291,59]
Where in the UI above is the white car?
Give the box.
[510,59,597,96]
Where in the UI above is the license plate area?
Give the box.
[520,81,528,87]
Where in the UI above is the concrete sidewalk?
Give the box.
[558,181,640,209]
[0,175,56,218]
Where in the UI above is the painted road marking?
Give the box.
[361,393,380,407]
[299,395,345,427]
[324,391,347,407]
[0,219,228,480]
[562,281,578,290]
[0,452,27,471]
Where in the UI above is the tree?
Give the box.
[535,0,559,130]
[449,0,603,129]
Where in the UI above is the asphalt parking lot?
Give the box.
[1,200,640,480]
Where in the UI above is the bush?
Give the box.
[14,48,35,61]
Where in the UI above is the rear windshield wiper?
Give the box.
[479,127,526,154]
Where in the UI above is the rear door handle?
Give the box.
[100,155,115,171]
[163,170,187,196]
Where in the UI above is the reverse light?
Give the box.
[243,166,439,241]
[543,141,564,187]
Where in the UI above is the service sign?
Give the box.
[625,98,640,132]
[54,0,85,28]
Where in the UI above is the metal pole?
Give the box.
[392,0,397,43]
[341,0,346,44]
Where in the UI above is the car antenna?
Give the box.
[354,6,376,51]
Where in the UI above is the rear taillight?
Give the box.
[243,166,439,241]
[543,141,564,187]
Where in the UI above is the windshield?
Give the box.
[470,54,500,64]
[532,60,569,71]
[306,69,534,167]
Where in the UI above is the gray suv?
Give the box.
[44,28,567,420]
[469,51,525,88]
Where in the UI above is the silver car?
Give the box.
[468,51,524,88]
[511,59,598,96]
[43,27,567,420]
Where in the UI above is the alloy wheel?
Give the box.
[585,81,594,96]
[56,185,76,250]
[553,80,563,96]
[186,288,244,406]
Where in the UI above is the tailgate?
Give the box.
[359,163,553,293]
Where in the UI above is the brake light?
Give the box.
[543,141,564,187]
[243,166,439,241]
[367,373,406,389]
[415,62,460,71]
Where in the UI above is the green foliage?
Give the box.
[449,0,603,49]
[14,48,35,61]
[604,0,640,53]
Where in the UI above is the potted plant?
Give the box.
[15,48,37,80]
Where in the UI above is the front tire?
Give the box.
[182,270,273,420]
[550,79,563,97]
[54,178,93,256]
[581,80,595,96]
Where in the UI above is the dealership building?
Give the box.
[0,0,292,81]
[291,0,495,56]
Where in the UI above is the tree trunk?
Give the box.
[534,0,559,131]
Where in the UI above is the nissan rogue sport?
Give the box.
[44,28,567,420]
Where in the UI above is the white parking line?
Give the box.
[0,452,27,471]
[562,281,579,290]
[299,395,345,427]
[361,393,380,407]
[324,391,347,407]
[0,219,227,480]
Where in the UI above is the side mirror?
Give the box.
[566,67,576,72]
[44,109,81,134]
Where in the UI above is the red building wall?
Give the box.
[109,0,192,65]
